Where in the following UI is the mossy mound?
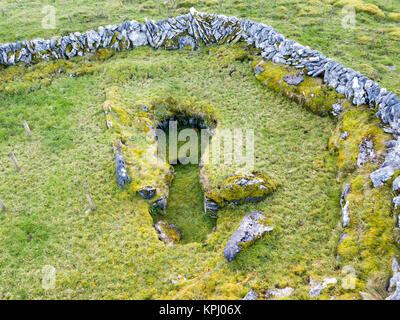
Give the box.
[327,105,398,299]
[253,60,348,117]
[329,107,390,176]
[222,171,277,204]
[205,171,277,211]
[103,87,173,205]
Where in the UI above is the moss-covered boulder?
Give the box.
[154,220,181,245]
[203,171,277,217]
[222,171,277,205]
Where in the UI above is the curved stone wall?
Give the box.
[1,7,399,298]
[1,8,400,190]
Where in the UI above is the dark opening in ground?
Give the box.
[151,117,216,244]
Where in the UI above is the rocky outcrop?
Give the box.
[154,220,181,245]
[223,211,273,262]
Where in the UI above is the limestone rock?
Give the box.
[204,195,219,218]
[155,220,181,245]
[138,186,156,199]
[370,166,395,188]
[342,201,350,228]
[223,211,273,262]
[386,258,400,300]
[178,36,196,50]
[393,176,400,191]
[340,183,351,208]
[115,151,130,188]
[357,138,377,167]
[341,131,349,140]
[265,287,294,299]
[309,278,337,298]
[393,196,400,209]
[154,196,168,210]
[222,171,277,205]
[243,289,258,300]
[331,103,343,117]
[283,72,304,86]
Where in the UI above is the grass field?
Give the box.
[0,0,399,300]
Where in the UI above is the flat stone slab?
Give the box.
[283,73,304,86]
[223,211,273,262]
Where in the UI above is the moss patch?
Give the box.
[253,60,346,117]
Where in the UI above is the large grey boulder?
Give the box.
[223,211,273,262]
[370,166,395,188]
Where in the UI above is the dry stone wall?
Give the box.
[1,9,400,189]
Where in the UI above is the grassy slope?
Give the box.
[0,0,399,299]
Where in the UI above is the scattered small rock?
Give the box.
[331,103,343,117]
[386,258,400,300]
[243,289,258,300]
[357,138,377,167]
[171,274,186,285]
[154,196,168,210]
[155,220,181,245]
[309,278,337,298]
[340,183,351,208]
[138,186,156,199]
[254,66,265,76]
[340,131,349,141]
[265,287,294,299]
[223,211,273,262]
[339,233,349,244]
[342,201,350,228]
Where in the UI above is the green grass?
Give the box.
[0,0,399,300]
[152,163,216,244]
